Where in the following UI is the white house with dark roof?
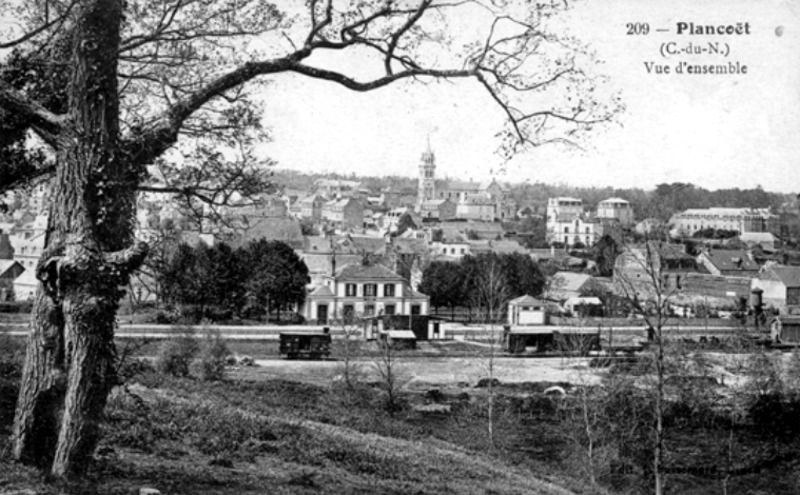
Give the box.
[302,263,429,324]
[508,295,548,326]
[751,264,800,315]
[545,197,600,247]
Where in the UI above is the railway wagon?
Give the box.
[504,326,601,355]
[279,330,331,359]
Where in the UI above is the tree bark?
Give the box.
[11,0,147,478]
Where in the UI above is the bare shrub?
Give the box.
[196,328,230,382]
[156,325,199,377]
[372,338,406,415]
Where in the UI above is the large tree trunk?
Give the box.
[12,0,146,477]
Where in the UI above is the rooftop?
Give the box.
[336,263,405,281]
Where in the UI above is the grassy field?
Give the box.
[2,331,800,495]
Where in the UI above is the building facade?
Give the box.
[546,197,599,247]
[322,197,364,230]
[670,207,779,237]
[596,198,635,226]
[303,264,429,324]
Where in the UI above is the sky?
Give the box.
[254,0,800,194]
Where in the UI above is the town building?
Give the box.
[669,207,778,237]
[8,214,47,271]
[546,197,599,247]
[751,264,800,315]
[314,179,361,198]
[321,197,364,230]
[596,197,635,227]
[455,196,496,221]
[0,234,24,302]
[380,207,422,232]
[417,198,456,221]
[613,243,699,299]
[302,263,429,324]
[430,240,471,260]
[296,194,325,221]
[507,295,548,326]
[696,249,760,277]
[739,232,778,252]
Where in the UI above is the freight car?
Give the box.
[279,329,331,359]
[503,325,601,355]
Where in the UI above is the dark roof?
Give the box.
[765,265,800,287]
[509,295,546,306]
[301,253,362,274]
[702,250,759,272]
[231,217,304,249]
[347,236,387,253]
[308,285,334,297]
[0,260,24,278]
[336,263,405,281]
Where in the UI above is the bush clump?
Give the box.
[196,328,230,382]
[156,326,199,377]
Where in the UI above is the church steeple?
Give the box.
[417,138,436,206]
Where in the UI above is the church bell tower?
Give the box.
[417,139,436,206]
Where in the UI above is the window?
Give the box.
[364,284,378,297]
[460,248,465,254]
[564,227,569,234]
[345,284,357,297]
[384,284,395,297]
[364,304,375,316]
[384,304,395,315]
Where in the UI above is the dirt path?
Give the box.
[234,356,605,389]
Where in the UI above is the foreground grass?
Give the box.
[2,336,800,494]
[1,365,575,495]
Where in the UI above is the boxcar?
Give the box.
[279,331,331,359]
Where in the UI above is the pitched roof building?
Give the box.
[302,263,429,324]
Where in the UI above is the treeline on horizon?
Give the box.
[273,170,792,219]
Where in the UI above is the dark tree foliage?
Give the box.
[421,253,545,315]
[394,212,417,236]
[498,252,546,299]
[513,216,549,249]
[593,234,622,277]
[241,239,309,321]
[160,241,245,321]
[0,48,68,194]
[418,261,464,316]
[206,243,247,315]
[691,228,739,239]
[161,243,204,308]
